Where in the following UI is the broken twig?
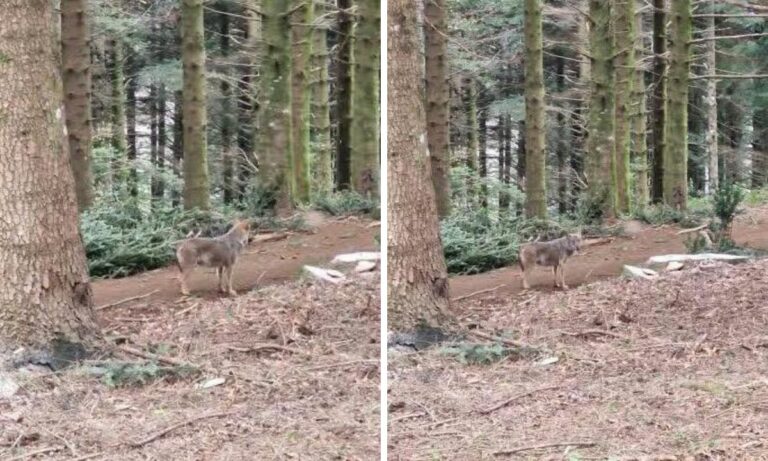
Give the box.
[493,441,596,456]
[130,411,237,447]
[451,284,504,302]
[96,290,159,310]
[480,385,560,415]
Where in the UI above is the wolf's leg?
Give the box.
[226,265,237,296]
[561,264,569,290]
[521,262,531,289]
[553,265,560,288]
[217,267,225,293]
[179,265,193,296]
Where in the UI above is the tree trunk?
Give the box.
[335,0,353,191]
[220,6,235,204]
[156,84,166,201]
[465,78,478,172]
[181,0,210,210]
[388,0,452,332]
[260,0,294,213]
[704,0,718,194]
[0,0,98,359]
[651,0,666,203]
[172,90,184,208]
[631,0,649,208]
[613,0,635,214]
[586,0,617,218]
[523,0,547,218]
[236,0,260,202]
[350,0,380,199]
[291,0,313,204]
[311,0,332,196]
[503,114,512,203]
[61,0,94,211]
[478,105,488,208]
[555,55,568,215]
[424,0,451,217]
[125,50,138,199]
[663,0,691,210]
[498,116,508,210]
[108,37,127,190]
[753,108,768,188]
[149,85,160,204]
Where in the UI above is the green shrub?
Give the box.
[441,210,521,274]
[97,361,198,387]
[712,182,745,231]
[440,343,521,365]
[313,191,379,217]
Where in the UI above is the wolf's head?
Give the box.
[230,219,252,246]
[566,232,582,252]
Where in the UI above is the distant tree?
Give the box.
[291,0,313,203]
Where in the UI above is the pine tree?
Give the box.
[523,0,547,218]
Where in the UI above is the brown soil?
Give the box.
[389,206,768,460]
[450,205,768,300]
[2,217,380,460]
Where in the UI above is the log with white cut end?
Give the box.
[354,261,378,273]
[623,265,659,280]
[665,261,684,272]
[646,253,749,265]
[303,265,346,284]
[331,252,381,263]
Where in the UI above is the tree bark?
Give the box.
[311,0,333,196]
[220,6,235,204]
[156,84,167,201]
[555,54,569,215]
[523,0,547,218]
[291,0,313,203]
[108,37,127,190]
[0,0,99,359]
[149,85,160,204]
[704,0,718,194]
[260,0,294,214]
[350,0,381,199]
[663,0,691,210]
[478,105,488,208]
[424,0,451,217]
[613,0,635,214]
[586,0,617,218]
[388,0,452,332]
[125,49,138,198]
[172,90,184,208]
[61,0,94,211]
[236,1,260,202]
[335,0,353,190]
[651,0,666,203]
[631,0,649,208]
[181,0,210,210]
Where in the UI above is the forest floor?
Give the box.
[1,215,380,460]
[389,205,768,460]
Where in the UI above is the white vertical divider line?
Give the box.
[379,0,388,459]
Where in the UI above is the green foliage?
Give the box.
[441,209,521,274]
[712,182,745,229]
[440,342,520,365]
[633,204,708,228]
[99,361,198,388]
[313,191,380,217]
[744,187,768,206]
[683,233,710,254]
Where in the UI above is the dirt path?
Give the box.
[92,217,378,307]
[450,205,768,299]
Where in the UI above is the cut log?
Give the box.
[646,253,749,265]
[354,261,378,273]
[665,261,684,272]
[303,265,346,284]
[331,252,381,263]
[676,223,709,235]
[623,265,659,279]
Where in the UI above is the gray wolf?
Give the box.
[518,233,582,290]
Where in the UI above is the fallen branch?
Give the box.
[468,330,535,350]
[480,385,560,415]
[130,411,237,447]
[493,441,597,456]
[581,237,614,247]
[563,329,631,342]
[646,253,750,264]
[677,223,709,235]
[117,345,199,368]
[96,290,159,310]
[6,446,63,461]
[174,302,201,316]
[451,284,504,302]
[226,343,312,358]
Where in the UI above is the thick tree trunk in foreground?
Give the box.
[311,0,332,195]
[388,0,451,332]
[663,0,691,210]
[651,0,666,203]
[350,0,381,199]
[424,0,451,217]
[260,0,294,213]
[291,0,313,203]
[586,0,616,218]
[181,0,210,210]
[523,0,547,218]
[61,0,94,211]
[0,0,98,359]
